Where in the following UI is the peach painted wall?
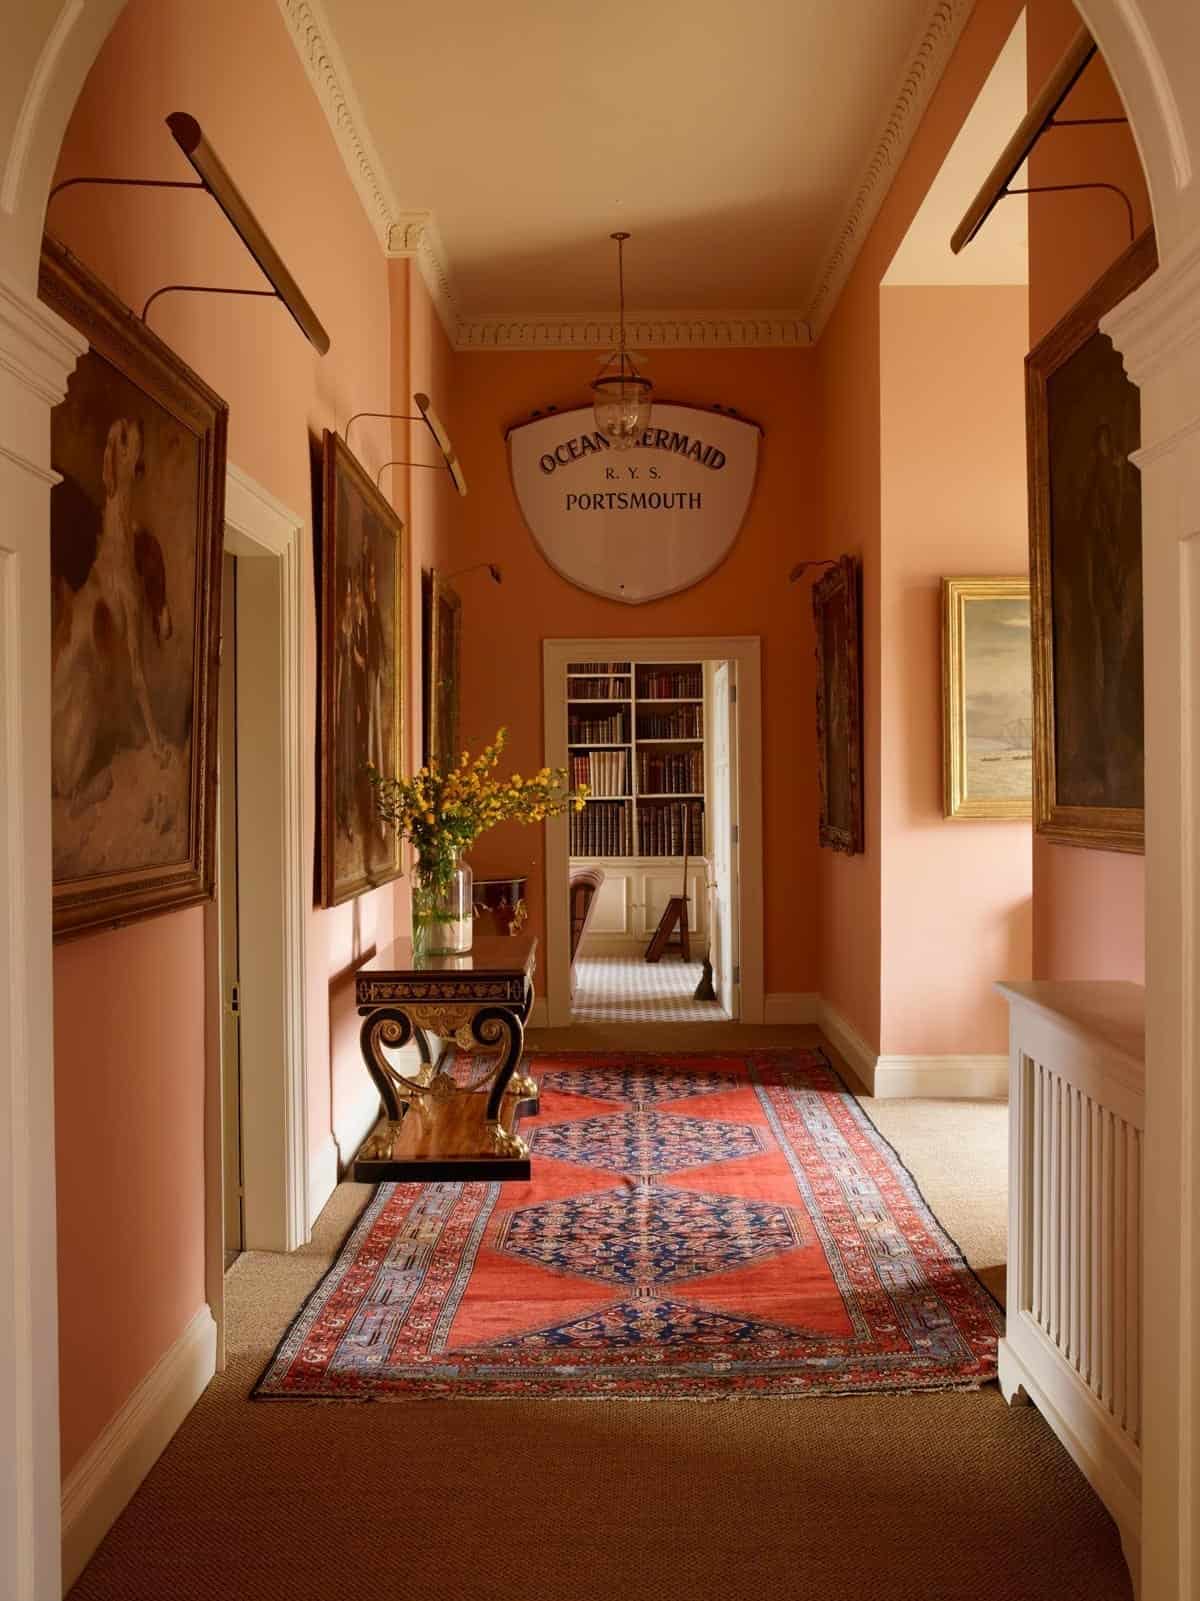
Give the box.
[1027,0,1151,982]
[45,0,446,1474]
[815,0,1025,1052]
[449,348,822,1000]
[879,285,1032,1056]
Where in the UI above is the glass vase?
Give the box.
[410,856,474,957]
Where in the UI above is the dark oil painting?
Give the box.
[1028,228,1154,853]
[813,554,864,854]
[319,431,406,906]
[40,237,227,937]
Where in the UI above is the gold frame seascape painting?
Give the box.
[1027,229,1155,854]
[317,431,408,908]
[942,577,1032,820]
[41,236,228,940]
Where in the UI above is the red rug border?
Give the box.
[250,1046,1004,1403]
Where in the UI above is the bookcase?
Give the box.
[566,659,709,952]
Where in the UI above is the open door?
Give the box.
[708,661,740,1018]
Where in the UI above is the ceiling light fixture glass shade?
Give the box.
[591,231,652,450]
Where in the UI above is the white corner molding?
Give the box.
[384,211,460,344]
[455,311,813,352]
[60,1304,217,1591]
[763,993,822,1025]
[872,1054,1010,1099]
[308,1134,340,1229]
[814,999,879,1092]
[803,0,976,337]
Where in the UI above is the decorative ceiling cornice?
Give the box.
[274,0,461,337]
[277,0,972,350]
[455,313,812,351]
[803,0,977,336]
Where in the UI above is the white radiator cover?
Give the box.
[996,981,1144,1591]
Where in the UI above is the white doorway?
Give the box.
[543,636,763,1028]
[203,467,309,1359]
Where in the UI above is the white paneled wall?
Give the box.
[997,982,1144,1590]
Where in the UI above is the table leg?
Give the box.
[470,1006,530,1159]
[359,1006,419,1122]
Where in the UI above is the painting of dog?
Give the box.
[41,237,227,937]
[318,431,406,908]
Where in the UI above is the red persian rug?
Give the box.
[255,1049,1002,1400]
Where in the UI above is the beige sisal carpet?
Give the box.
[68,1025,1132,1601]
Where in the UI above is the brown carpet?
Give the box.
[68,1026,1133,1601]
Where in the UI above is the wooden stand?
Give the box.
[644,895,690,962]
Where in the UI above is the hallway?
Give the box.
[67,1028,1129,1601]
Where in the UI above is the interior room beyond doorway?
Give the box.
[544,637,762,1028]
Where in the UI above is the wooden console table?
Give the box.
[352,934,538,1182]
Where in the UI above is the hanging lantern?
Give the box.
[591,231,652,450]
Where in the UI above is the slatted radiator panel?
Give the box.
[1021,1056,1142,1445]
[998,981,1144,1586]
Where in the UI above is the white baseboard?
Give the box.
[814,999,879,1091]
[872,1054,1010,1099]
[308,1134,340,1225]
[61,1303,217,1590]
[763,992,821,1025]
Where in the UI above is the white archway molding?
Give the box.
[0,0,126,288]
[1076,0,1198,249]
[0,2,1196,1598]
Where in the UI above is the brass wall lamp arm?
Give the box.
[46,113,330,354]
[142,283,278,323]
[789,559,837,583]
[348,395,467,496]
[1005,181,1135,243]
[376,458,445,488]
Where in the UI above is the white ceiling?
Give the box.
[884,12,1029,286]
[323,0,945,318]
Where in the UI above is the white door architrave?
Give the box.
[543,635,763,1027]
[2,2,1200,1597]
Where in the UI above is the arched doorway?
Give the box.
[1,3,1198,1595]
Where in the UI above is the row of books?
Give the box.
[638,668,703,699]
[569,801,633,856]
[638,707,702,739]
[570,661,631,675]
[638,749,703,793]
[569,676,631,700]
[571,751,628,796]
[569,712,628,744]
[638,800,705,857]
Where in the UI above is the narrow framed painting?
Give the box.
[1027,228,1155,854]
[318,431,407,907]
[421,569,462,769]
[942,577,1032,820]
[40,235,228,939]
[813,554,864,854]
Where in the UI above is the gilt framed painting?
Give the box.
[317,431,407,907]
[40,236,228,940]
[942,577,1032,820]
[1027,228,1155,854]
[813,554,864,854]
[421,569,462,769]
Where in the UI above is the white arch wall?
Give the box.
[0,2,1197,1597]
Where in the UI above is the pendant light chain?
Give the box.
[590,229,652,448]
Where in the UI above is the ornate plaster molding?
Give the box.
[384,211,460,338]
[277,0,971,348]
[454,312,813,352]
[803,0,976,337]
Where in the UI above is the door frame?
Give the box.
[203,465,308,1358]
[542,635,764,1027]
